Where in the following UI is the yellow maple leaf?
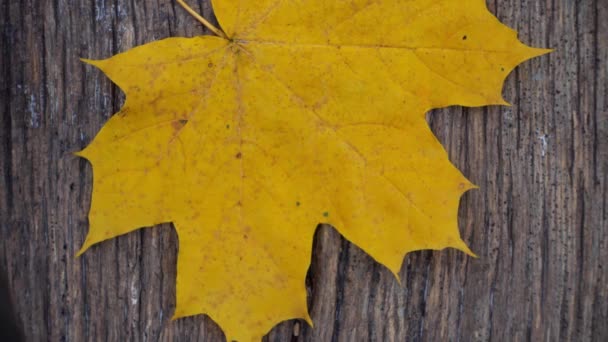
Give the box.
[76,0,549,340]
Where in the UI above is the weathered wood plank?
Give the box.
[0,0,606,341]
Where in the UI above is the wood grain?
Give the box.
[1,0,606,341]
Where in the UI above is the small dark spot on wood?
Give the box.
[226,124,230,129]
[501,67,505,71]
[296,201,301,206]
[462,35,467,40]
[235,152,242,159]
[208,62,214,68]
[323,211,329,217]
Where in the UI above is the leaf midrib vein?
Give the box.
[234,39,516,54]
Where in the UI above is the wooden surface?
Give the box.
[1,0,606,341]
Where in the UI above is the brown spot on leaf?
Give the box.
[171,119,188,131]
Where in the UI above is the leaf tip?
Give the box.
[499,98,512,107]
[80,58,99,66]
[76,233,103,257]
[303,313,314,327]
[516,45,553,65]
[75,243,90,258]
[73,147,92,160]
[80,58,110,71]
[459,180,479,193]
[530,47,554,58]
[170,307,191,321]
[393,272,402,286]
[386,262,403,285]
[463,247,478,258]
[454,239,477,258]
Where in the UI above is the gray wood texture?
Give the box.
[1,0,606,341]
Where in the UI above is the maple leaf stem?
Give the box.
[176,0,228,39]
